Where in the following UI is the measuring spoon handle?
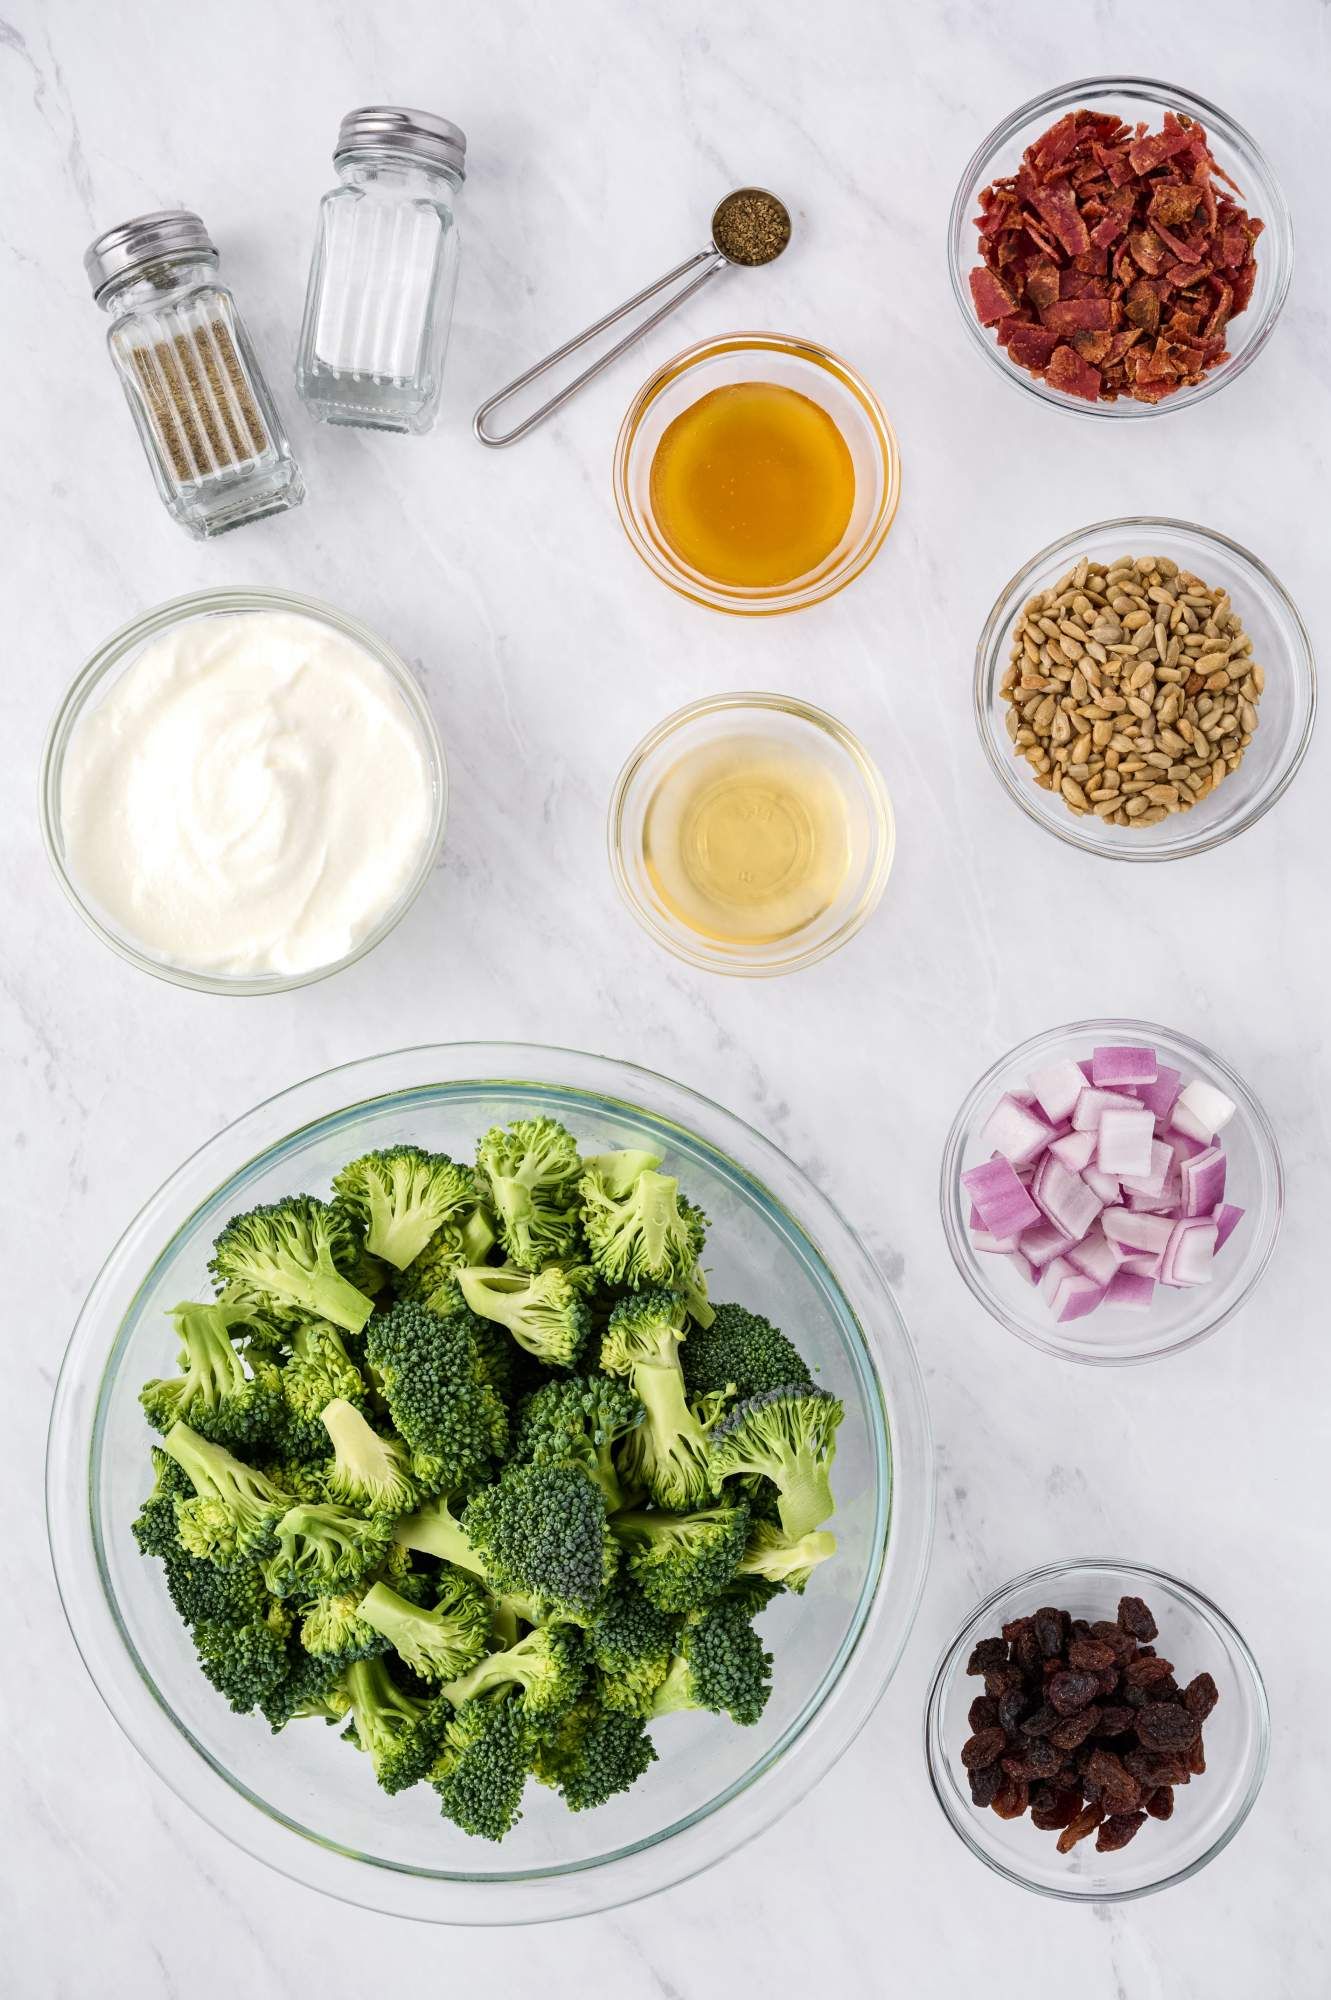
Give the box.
[473,245,726,447]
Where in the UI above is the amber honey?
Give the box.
[648,381,855,589]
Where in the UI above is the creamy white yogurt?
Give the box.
[60,609,436,978]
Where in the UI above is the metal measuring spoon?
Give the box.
[473,188,792,448]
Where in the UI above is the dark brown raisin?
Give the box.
[1183,1671,1219,1720]
[1022,1738,1064,1779]
[1031,1785,1084,1831]
[1056,1803,1104,1853]
[1001,1615,1033,1645]
[1096,1809,1147,1852]
[1013,1627,1041,1674]
[990,1780,1029,1820]
[966,1636,1009,1676]
[1048,1706,1101,1750]
[1123,1654,1176,1690]
[984,1664,1024,1698]
[1188,1734,1206,1776]
[1136,1702,1201,1751]
[997,1687,1028,1733]
[961,1726,1007,1771]
[1033,1606,1067,1658]
[1145,1786,1174,1821]
[1020,1703,1060,1738]
[1117,1595,1158,1642]
[1067,1638,1117,1672]
[969,1763,1002,1808]
[968,1694,1000,1732]
[1086,1748,1142,1813]
[1091,1619,1135,1659]
[1049,1669,1100,1714]
[1096,1666,1122,1698]
[1093,1706,1136,1738]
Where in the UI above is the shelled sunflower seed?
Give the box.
[998,556,1264,828]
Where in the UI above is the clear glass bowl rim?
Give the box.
[923,1556,1271,1901]
[38,585,449,995]
[45,1041,935,1925]
[938,1016,1284,1364]
[946,74,1295,420]
[606,690,897,977]
[973,515,1317,861]
[612,330,902,615]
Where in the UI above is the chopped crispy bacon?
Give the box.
[967,104,1263,402]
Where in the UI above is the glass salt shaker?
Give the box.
[85,210,304,539]
[296,107,467,434]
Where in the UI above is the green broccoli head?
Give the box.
[320,1397,419,1516]
[440,1624,587,1727]
[681,1301,811,1401]
[511,1372,644,1511]
[458,1264,591,1370]
[299,1589,388,1664]
[162,1423,292,1565]
[359,1573,492,1684]
[193,1597,294,1715]
[133,1447,196,1560]
[737,1519,837,1594]
[583,1579,679,1717]
[432,1696,532,1841]
[209,1195,376,1335]
[580,1167,707,1291]
[365,1301,507,1487]
[282,1321,366,1422]
[601,1293,721,1512]
[333,1146,478,1272]
[533,1695,657,1812]
[476,1117,584,1271]
[138,1300,252,1434]
[262,1501,395,1601]
[708,1384,843,1541]
[611,1502,751,1614]
[340,1656,449,1795]
[462,1464,617,1618]
[651,1598,773,1728]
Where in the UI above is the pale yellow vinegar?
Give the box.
[642,733,855,945]
[648,381,855,588]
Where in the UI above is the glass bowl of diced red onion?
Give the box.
[947,77,1293,418]
[940,1020,1282,1364]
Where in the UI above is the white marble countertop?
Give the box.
[5,0,1329,1991]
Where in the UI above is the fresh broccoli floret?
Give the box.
[650,1598,773,1727]
[681,1301,810,1401]
[737,1519,837,1594]
[210,1195,376,1335]
[611,1502,751,1614]
[299,1590,388,1663]
[476,1117,583,1271]
[439,1624,587,1726]
[359,1573,492,1683]
[365,1301,507,1488]
[138,1300,253,1433]
[533,1695,657,1812]
[339,1657,449,1795]
[282,1321,366,1421]
[583,1579,679,1717]
[321,1397,419,1515]
[462,1464,617,1618]
[458,1264,590,1369]
[133,1447,195,1559]
[391,1494,489,1580]
[432,1697,532,1841]
[162,1423,292,1565]
[578,1148,662,1195]
[600,1291,720,1512]
[333,1146,478,1272]
[580,1166,707,1291]
[261,1646,352,1731]
[511,1373,643,1511]
[708,1384,843,1541]
[262,1502,395,1601]
[193,1596,294,1714]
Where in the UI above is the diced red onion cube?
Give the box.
[1213,1202,1245,1250]
[1019,1220,1075,1271]
[1118,1138,1173,1198]
[1096,1105,1155,1178]
[1032,1152,1104,1241]
[1105,1268,1155,1310]
[1091,1044,1159,1087]
[1130,1064,1182,1122]
[979,1093,1054,1167]
[1027,1057,1087,1125]
[1082,1166,1122,1205]
[1161,1215,1218,1285]
[1102,1207,1173,1254]
[1172,1078,1236,1143]
[972,1228,1021,1254]
[962,1155,1041,1236]
[1066,1225,1124,1286]
[1051,1270,1107,1323]
[1180,1145,1227,1218]
[1005,1248,1038,1285]
[1072,1087,1125,1133]
[1049,1129,1096,1172]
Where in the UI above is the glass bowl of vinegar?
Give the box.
[614,333,901,614]
[608,693,895,975]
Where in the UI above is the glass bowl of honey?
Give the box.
[608,692,895,975]
[613,334,901,615]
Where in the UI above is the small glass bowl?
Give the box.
[947,77,1293,418]
[612,332,901,614]
[976,518,1315,861]
[40,586,447,995]
[608,692,895,976]
[940,1019,1283,1365]
[925,1559,1270,1901]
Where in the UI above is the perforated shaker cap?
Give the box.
[334,106,467,178]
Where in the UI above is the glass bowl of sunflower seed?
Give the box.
[975,517,1315,860]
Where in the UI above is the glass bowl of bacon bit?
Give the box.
[948,78,1292,415]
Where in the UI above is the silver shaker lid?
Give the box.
[335,106,467,178]
[83,209,216,301]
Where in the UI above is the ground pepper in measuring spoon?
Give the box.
[473,187,793,445]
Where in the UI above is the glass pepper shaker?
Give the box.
[296,107,467,435]
[84,210,303,539]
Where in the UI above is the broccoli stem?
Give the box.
[392,1499,488,1580]
[775,1456,835,1542]
[635,1360,708,1464]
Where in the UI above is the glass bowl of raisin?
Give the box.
[924,1559,1269,1900]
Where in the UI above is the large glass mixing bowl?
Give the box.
[46,1045,933,1923]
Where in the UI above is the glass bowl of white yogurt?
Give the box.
[41,587,447,994]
